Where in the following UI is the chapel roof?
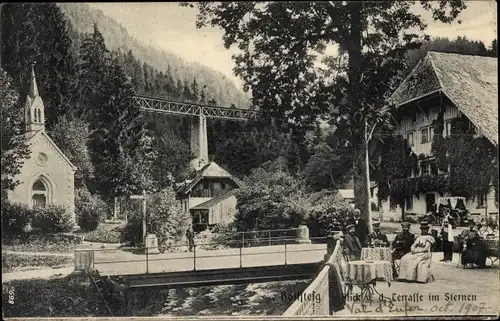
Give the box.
[390,51,498,146]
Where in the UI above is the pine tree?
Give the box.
[89,55,144,199]
[191,77,199,101]
[175,78,183,99]
[182,79,192,100]
[0,69,30,192]
[1,3,77,128]
[165,65,176,97]
[75,23,110,122]
[199,88,206,103]
[50,115,95,189]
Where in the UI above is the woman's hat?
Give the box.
[420,221,430,229]
[372,220,380,227]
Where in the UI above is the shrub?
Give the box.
[83,224,123,243]
[1,201,32,239]
[75,188,108,232]
[31,205,74,234]
[306,190,352,238]
[121,187,191,247]
[120,217,142,246]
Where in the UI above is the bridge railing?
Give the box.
[282,234,345,316]
[211,228,307,248]
[74,236,327,276]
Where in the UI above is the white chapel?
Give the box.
[7,66,77,223]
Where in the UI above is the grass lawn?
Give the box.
[2,254,73,273]
[2,234,81,254]
[82,222,124,244]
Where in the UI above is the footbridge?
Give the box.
[72,229,346,316]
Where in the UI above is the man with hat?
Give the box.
[344,223,362,261]
[345,208,369,247]
[366,220,389,247]
[391,221,415,277]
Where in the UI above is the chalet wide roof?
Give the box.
[390,51,498,146]
[177,162,242,195]
[190,189,237,210]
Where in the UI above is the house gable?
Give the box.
[390,51,498,147]
[28,131,77,171]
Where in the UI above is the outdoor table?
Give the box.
[345,260,393,304]
[361,247,392,262]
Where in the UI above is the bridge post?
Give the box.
[324,235,336,261]
[296,225,311,244]
[72,249,94,276]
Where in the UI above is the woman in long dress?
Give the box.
[398,221,436,283]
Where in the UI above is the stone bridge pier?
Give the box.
[189,114,209,170]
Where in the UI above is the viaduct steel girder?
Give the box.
[133,95,259,121]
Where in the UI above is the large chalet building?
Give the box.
[378,51,498,221]
[176,162,242,231]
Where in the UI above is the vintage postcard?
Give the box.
[1,1,498,320]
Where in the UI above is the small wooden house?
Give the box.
[176,162,242,230]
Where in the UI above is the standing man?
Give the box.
[440,217,454,262]
[186,227,195,252]
[347,208,369,247]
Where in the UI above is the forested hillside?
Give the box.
[57,2,250,108]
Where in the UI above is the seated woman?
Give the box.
[461,221,488,268]
[398,221,435,283]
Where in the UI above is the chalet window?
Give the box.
[194,211,209,224]
[221,183,226,190]
[421,127,430,143]
[203,181,209,190]
[406,195,413,211]
[444,121,452,137]
[420,163,430,176]
[406,132,414,146]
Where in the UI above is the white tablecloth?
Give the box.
[361,247,392,262]
[347,260,393,284]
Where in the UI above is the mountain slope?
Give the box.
[57,2,250,108]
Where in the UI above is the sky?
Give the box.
[89,1,497,90]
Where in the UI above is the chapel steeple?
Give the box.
[24,63,45,132]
